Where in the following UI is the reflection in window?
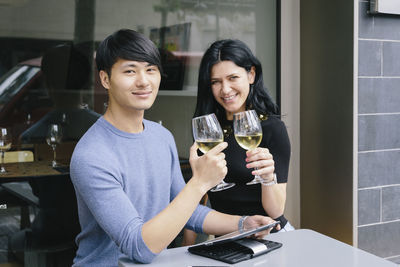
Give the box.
[94,0,276,95]
[0,65,40,106]
[0,0,278,137]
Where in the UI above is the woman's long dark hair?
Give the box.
[194,39,278,122]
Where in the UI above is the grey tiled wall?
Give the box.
[358,188,380,225]
[358,1,400,264]
[358,221,400,258]
[358,78,400,114]
[358,115,400,151]
[358,150,400,188]
[358,40,381,76]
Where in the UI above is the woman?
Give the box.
[184,39,293,245]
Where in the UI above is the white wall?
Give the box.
[280,0,300,229]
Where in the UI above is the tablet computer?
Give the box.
[190,220,280,248]
[187,221,282,264]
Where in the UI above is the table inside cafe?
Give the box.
[0,160,69,184]
[0,159,72,224]
[118,229,397,267]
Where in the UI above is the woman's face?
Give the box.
[210,60,255,120]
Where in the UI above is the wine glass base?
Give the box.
[246,177,263,185]
[210,182,235,192]
[50,161,58,168]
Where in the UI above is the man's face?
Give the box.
[99,59,161,113]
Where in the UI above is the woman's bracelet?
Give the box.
[262,173,277,186]
[238,215,248,231]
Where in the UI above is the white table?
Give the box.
[118,229,397,267]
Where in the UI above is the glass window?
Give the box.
[0,0,278,139]
[94,0,278,99]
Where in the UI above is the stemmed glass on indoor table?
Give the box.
[46,124,63,167]
[233,110,263,185]
[192,113,235,192]
[0,128,12,174]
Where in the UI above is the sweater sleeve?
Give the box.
[70,152,158,264]
[167,134,212,233]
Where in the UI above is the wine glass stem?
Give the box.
[52,145,57,166]
[254,167,263,181]
[0,151,5,173]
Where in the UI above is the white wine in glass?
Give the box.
[234,133,263,151]
[0,128,12,174]
[46,124,63,167]
[197,140,224,153]
[192,113,235,192]
[233,110,263,185]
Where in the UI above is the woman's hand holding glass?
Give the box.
[245,147,275,184]
[233,110,275,185]
[192,113,234,192]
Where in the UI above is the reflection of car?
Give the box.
[0,57,107,141]
[0,58,51,129]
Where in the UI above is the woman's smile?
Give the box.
[221,93,238,102]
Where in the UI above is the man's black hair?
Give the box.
[96,29,162,76]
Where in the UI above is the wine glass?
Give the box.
[233,110,263,185]
[46,124,63,167]
[192,113,235,192]
[0,128,12,174]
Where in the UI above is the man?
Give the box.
[70,29,277,266]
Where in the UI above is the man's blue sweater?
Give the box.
[70,117,211,266]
